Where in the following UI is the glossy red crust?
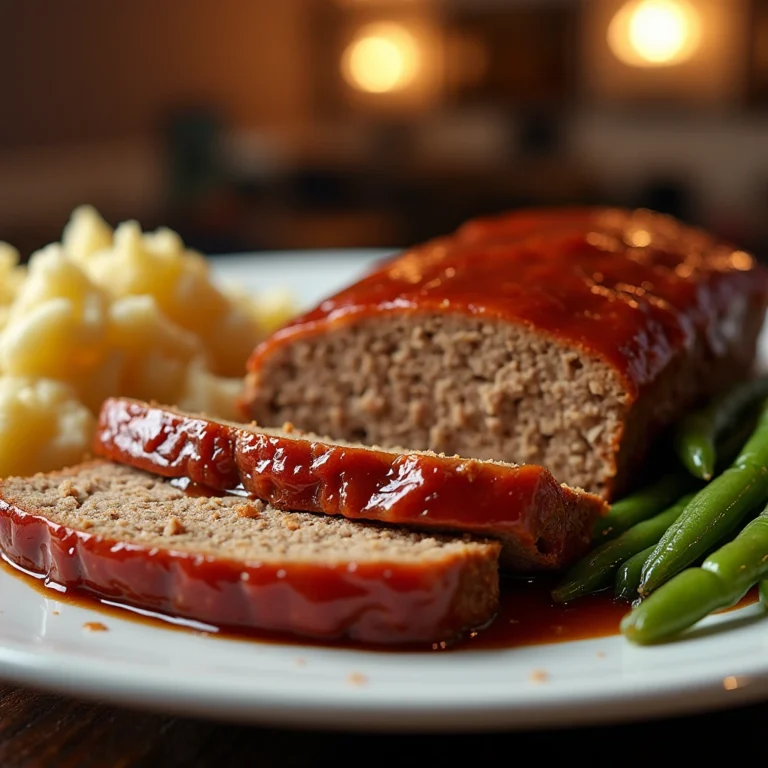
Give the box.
[247,208,768,401]
[94,398,607,570]
[0,462,499,645]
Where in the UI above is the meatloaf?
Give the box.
[94,397,607,571]
[242,207,768,499]
[0,460,500,644]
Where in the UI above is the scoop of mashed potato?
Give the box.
[0,206,294,477]
[0,377,95,477]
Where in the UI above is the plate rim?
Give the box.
[1,619,768,732]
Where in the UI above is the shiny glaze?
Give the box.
[248,208,768,400]
[2,554,757,651]
[95,398,607,570]
[0,490,496,645]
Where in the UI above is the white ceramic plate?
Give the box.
[1,249,768,733]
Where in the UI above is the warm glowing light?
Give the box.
[342,22,419,93]
[608,0,702,67]
[628,229,651,247]
[730,251,753,271]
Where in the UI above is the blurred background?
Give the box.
[2,0,768,260]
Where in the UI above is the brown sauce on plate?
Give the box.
[2,555,756,652]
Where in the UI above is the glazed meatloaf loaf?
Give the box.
[242,208,768,499]
[94,397,607,570]
[0,460,500,644]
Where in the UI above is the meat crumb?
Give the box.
[236,503,262,519]
[596,651,606,659]
[163,517,185,536]
[83,622,108,632]
[283,518,301,531]
[347,672,368,687]
[529,669,549,684]
[295,658,306,667]
[59,480,79,500]
[52,610,60,616]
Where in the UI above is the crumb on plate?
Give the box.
[83,621,108,632]
[529,669,549,684]
[347,672,368,686]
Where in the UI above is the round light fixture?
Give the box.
[342,22,420,94]
[608,0,702,67]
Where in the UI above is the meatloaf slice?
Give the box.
[0,460,500,645]
[242,207,768,499]
[94,397,607,571]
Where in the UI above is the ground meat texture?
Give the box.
[245,315,626,496]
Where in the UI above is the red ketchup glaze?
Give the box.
[0,497,489,645]
[94,398,607,569]
[248,208,768,401]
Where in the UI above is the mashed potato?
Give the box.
[0,377,95,477]
[0,206,294,477]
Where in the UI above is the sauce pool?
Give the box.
[1,554,759,652]
[467,577,628,651]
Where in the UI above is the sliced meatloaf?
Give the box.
[0,460,500,644]
[242,207,768,499]
[94,397,607,571]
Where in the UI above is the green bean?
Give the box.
[593,472,698,541]
[622,504,768,644]
[616,538,724,602]
[615,545,655,602]
[639,398,768,596]
[552,493,695,603]
[675,377,768,481]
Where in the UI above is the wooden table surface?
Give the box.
[1,682,764,767]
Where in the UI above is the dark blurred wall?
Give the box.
[0,0,310,148]
[2,0,768,259]
[0,0,313,255]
